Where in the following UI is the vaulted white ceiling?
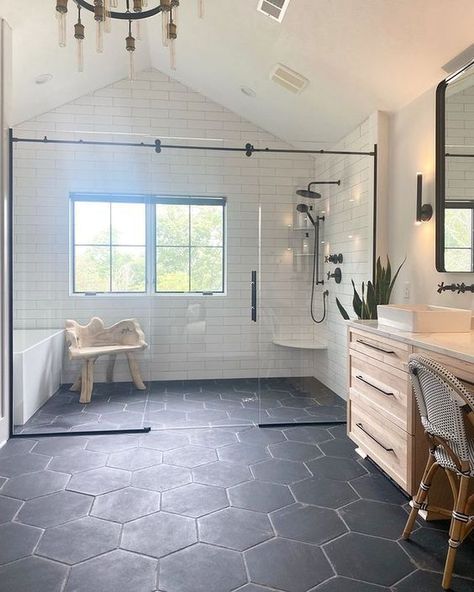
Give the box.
[1,0,474,144]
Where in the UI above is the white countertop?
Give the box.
[348,320,474,364]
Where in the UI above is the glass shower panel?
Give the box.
[257,143,346,427]
[12,136,153,435]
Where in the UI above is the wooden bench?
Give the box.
[65,317,148,404]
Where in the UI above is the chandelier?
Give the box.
[55,1,205,77]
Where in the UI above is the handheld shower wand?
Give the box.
[296,203,316,227]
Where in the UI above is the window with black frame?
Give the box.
[71,194,225,295]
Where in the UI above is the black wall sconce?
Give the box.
[416,173,433,223]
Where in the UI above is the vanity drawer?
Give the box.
[349,328,409,372]
[349,391,411,491]
[413,347,474,385]
[349,350,411,431]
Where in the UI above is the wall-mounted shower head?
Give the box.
[296,180,341,200]
[296,203,316,227]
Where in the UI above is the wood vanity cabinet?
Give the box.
[347,326,474,514]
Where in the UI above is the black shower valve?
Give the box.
[327,267,342,284]
[325,253,343,264]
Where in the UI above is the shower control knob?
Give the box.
[327,267,342,284]
[327,254,343,264]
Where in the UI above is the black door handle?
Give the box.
[356,375,395,397]
[356,422,394,453]
[251,271,257,322]
[356,339,395,355]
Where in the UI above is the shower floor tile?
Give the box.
[15,377,346,435]
[1,421,473,591]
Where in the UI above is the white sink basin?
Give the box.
[377,304,472,333]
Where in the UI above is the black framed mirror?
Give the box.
[436,59,474,272]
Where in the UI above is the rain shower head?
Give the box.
[296,180,341,200]
[296,187,322,199]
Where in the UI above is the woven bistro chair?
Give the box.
[402,354,474,590]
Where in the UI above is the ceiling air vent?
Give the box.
[257,0,291,23]
[270,63,309,94]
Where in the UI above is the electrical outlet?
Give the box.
[403,282,410,300]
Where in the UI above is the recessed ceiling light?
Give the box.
[241,86,257,98]
[35,74,53,85]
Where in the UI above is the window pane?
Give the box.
[445,248,472,272]
[156,247,189,292]
[75,246,110,292]
[112,203,145,245]
[112,247,146,292]
[156,204,189,245]
[445,208,472,247]
[75,202,110,245]
[191,205,223,246]
[191,247,223,292]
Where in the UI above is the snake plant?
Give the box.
[335,256,406,320]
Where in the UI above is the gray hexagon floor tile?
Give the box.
[0,495,22,524]
[199,507,274,550]
[86,434,140,453]
[64,549,157,592]
[91,487,160,522]
[107,447,162,471]
[0,453,50,477]
[67,467,130,495]
[139,431,190,451]
[1,470,69,500]
[318,437,358,458]
[163,445,217,468]
[284,425,333,444]
[350,473,406,504]
[217,442,270,465]
[48,449,108,474]
[291,476,359,509]
[272,503,347,545]
[268,441,321,462]
[36,516,121,564]
[325,532,414,587]
[17,490,92,528]
[122,511,196,558]
[0,439,37,458]
[132,464,191,491]
[161,482,228,517]
[251,459,311,484]
[306,456,367,481]
[228,480,294,513]
[391,569,474,592]
[245,537,333,592]
[189,429,237,448]
[339,499,410,539]
[0,556,68,592]
[237,427,286,445]
[0,522,42,565]
[193,460,251,487]
[33,436,88,457]
[159,543,246,592]
[314,576,390,591]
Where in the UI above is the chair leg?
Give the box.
[80,359,94,404]
[106,354,117,383]
[402,452,438,539]
[442,474,470,590]
[126,353,146,390]
[70,375,82,392]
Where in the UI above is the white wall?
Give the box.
[388,87,474,309]
[13,69,322,384]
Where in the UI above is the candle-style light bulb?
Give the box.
[104,0,111,33]
[126,21,136,80]
[74,8,85,72]
[162,11,169,47]
[168,13,177,70]
[198,0,204,18]
[94,0,105,52]
[170,39,176,70]
[56,0,68,47]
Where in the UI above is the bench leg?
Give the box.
[106,354,117,383]
[70,375,82,392]
[127,353,146,390]
[80,359,95,404]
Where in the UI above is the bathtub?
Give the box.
[13,329,65,425]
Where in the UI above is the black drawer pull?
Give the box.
[356,422,394,453]
[251,270,257,322]
[356,375,395,397]
[356,338,395,355]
